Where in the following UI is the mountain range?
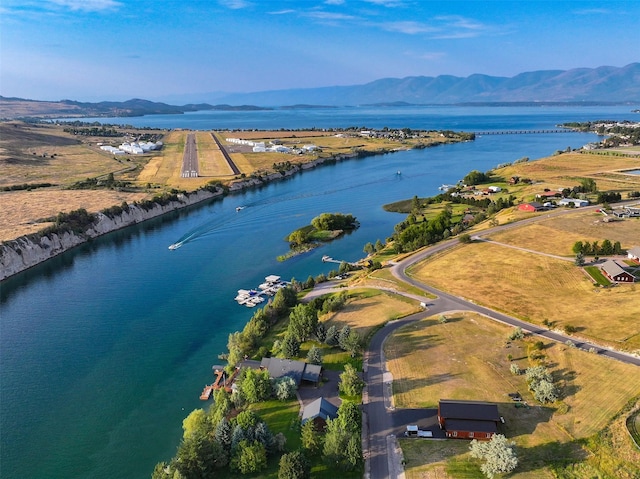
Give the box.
[1,64,638,118]
[213,63,640,106]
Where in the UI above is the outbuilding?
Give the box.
[628,246,640,263]
[438,400,501,440]
[558,198,589,208]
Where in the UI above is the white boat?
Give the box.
[168,243,181,250]
[236,206,245,212]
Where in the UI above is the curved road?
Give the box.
[363,208,640,479]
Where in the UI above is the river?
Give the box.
[0,105,637,479]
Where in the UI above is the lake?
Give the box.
[1,105,637,479]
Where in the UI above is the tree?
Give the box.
[306,345,323,365]
[572,241,584,254]
[575,252,585,267]
[339,364,364,396]
[239,368,272,403]
[374,239,384,252]
[273,376,297,401]
[342,330,362,357]
[288,304,318,342]
[281,333,301,358]
[469,434,518,478]
[325,325,339,346]
[231,440,267,474]
[182,408,208,439]
[363,242,375,255]
[337,401,361,432]
[338,325,351,350]
[300,420,322,454]
[278,450,311,479]
[459,233,472,243]
[288,229,309,246]
[315,322,326,342]
[323,417,361,471]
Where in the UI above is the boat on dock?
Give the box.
[439,184,456,191]
[235,275,290,306]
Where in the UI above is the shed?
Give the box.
[600,260,635,283]
[438,400,500,440]
[558,198,589,207]
[301,397,339,429]
[627,246,640,263]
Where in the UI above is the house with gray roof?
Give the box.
[301,397,339,429]
[600,260,635,283]
[259,357,322,385]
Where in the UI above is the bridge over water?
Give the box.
[474,129,570,135]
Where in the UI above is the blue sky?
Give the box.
[1,0,638,102]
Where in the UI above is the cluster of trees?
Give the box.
[1,182,54,192]
[462,169,492,186]
[68,173,131,190]
[310,213,358,231]
[34,208,97,239]
[273,161,295,174]
[63,125,120,136]
[572,239,623,256]
[363,238,385,255]
[469,434,518,478]
[301,401,363,473]
[152,392,286,478]
[524,366,558,403]
[392,209,453,252]
[596,191,622,204]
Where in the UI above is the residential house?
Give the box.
[600,260,636,283]
[259,357,322,386]
[301,397,339,429]
[517,202,544,212]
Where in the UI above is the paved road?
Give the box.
[181,133,199,178]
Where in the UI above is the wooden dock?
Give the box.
[199,384,213,400]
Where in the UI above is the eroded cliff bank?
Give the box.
[0,189,220,281]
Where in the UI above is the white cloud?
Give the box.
[218,0,252,9]
[573,8,612,15]
[381,21,436,35]
[364,0,405,6]
[304,10,356,21]
[324,0,345,5]
[47,0,121,12]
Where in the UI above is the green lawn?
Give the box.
[584,265,612,286]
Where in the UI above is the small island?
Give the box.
[278,213,359,261]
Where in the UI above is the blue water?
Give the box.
[1,105,638,479]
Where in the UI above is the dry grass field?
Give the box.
[490,210,640,256]
[409,242,640,352]
[194,131,233,177]
[386,312,640,479]
[321,288,421,340]
[0,189,149,241]
[495,152,640,202]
